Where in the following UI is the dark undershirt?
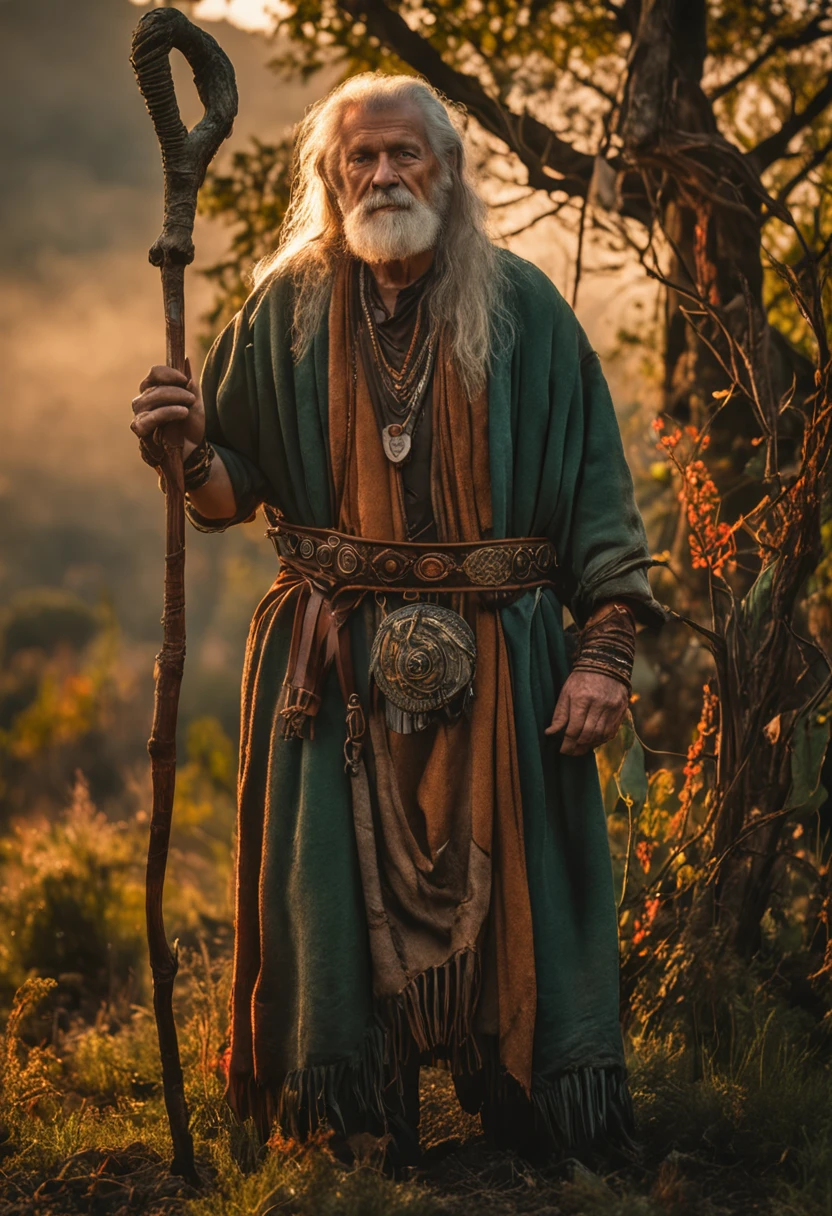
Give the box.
[353,261,438,542]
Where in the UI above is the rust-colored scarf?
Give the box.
[328,262,537,1091]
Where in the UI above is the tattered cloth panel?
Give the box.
[327,262,537,1092]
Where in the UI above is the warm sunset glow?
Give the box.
[129,0,281,32]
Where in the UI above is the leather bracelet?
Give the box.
[572,659,632,690]
[572,601,636,692]
[183,438,215,492]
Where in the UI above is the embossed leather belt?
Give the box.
[267,521,558,594]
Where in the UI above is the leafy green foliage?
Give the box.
[276,0,623,101]
[199,137,294,333]
[169,716,239,920]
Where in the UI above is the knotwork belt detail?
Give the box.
[267,520,558,594]
[267,520,559,771]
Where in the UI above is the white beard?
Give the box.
[342,184,444,263]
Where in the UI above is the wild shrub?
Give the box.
[0,976,60,1118]
[0,775,146,1007]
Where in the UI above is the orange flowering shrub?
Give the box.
[668,682,720,840]
[616,683,720,961]
[635,839,655,873]
[632,896,661,948]
[653,418,737,579]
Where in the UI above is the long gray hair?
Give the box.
[251,73,510,395]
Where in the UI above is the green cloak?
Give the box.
[188,249,663,1149]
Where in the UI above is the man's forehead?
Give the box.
[339,100,429,148]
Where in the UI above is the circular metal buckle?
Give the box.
[369,603,476,717]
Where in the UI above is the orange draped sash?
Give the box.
[328,262,537,1091]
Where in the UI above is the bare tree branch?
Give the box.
[568,63,619,106]
[776,134,832,204]
[749,71,832,173]
[497,200,571,239]
[487,188,536,211]
[709,10,831,103]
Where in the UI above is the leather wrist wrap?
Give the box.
[572,602,636,692]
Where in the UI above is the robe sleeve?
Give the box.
[185,302,273,534]
[560,327,666,629]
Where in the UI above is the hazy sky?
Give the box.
[0,0,321,493]
[130,0,280,32]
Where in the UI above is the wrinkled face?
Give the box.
[333,100,451,263]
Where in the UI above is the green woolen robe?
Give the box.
[188,248,663,1147]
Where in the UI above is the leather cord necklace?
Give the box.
[359,262,436,464]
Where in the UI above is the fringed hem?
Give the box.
[470,1048,635,1159]
[530,1064,635,1155]
[381,947,482,1075]
[226,951,483,1143]
[226,1019,390,1143]
[226,957,631,1161]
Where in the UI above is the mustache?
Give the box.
[360,186,416,214]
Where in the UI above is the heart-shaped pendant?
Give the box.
[382,424,412,463]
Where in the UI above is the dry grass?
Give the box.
[2,795,832,1214]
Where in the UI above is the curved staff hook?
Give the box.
[130,8,237,1184]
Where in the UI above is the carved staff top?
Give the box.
[130,7,238,269]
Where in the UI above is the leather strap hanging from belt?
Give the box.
[277,576,365,776]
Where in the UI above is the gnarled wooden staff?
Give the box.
[130,7,237,1183]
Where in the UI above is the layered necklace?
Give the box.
[359,262,436,464]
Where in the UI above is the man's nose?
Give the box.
[372,154,399,190]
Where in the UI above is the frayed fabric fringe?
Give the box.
[471,1051,635,1158]
[530,1064,635,1155]
[382,947,482,1075]
[227,1019,390,1144]
[227,951,482,1143]
[227,957,631,1160]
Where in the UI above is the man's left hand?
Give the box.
[545,671,629,756]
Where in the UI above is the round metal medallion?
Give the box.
[374,548,409,582]
[512,548,532,580]
[415,553,453,582]
[370,604,476,715]
[299,537,316,560]
[535,543,554,571]
[336,545,361,576]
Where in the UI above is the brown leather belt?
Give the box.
[267,521,558,595]
[268,521,558,771]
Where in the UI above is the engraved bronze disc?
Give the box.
[369,603,476,716]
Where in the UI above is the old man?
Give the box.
[131,73,662,1166]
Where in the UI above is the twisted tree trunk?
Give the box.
[618,0,830,966]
